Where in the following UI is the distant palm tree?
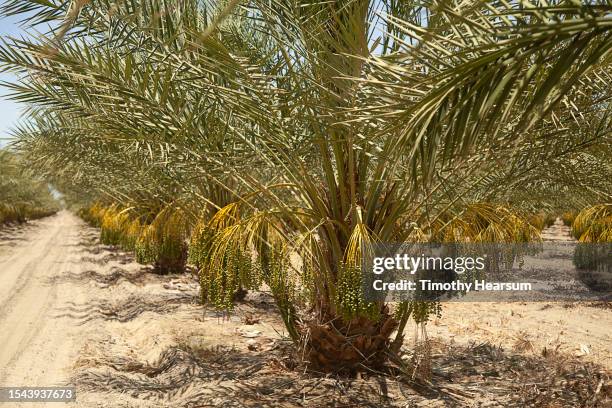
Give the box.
[0,150,58,223]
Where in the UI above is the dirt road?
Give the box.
[0,212,89,390]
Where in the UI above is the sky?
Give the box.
[0,14,28,147]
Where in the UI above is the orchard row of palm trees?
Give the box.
[0,0,610,372]
[0,150,58,224]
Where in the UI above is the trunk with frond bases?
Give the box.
[299,309,398,374]
[154,247,188,274]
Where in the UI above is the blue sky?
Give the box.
[0,14,28,147]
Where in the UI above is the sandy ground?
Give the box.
[541,219,575,242]
[0,212,89,394]
[0,213,609,407]
[428,219,611,369]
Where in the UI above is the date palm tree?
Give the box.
[1,0,610,372]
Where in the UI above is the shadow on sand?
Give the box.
[52,292,198,324]
[71,339,610,407]
[47,266,154,287]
